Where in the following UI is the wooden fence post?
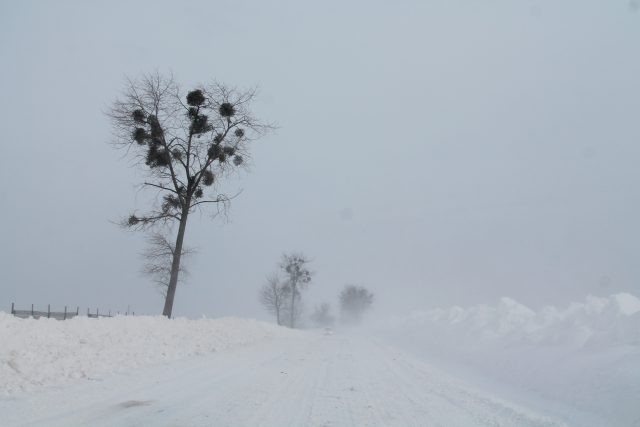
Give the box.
[76,306,79,316]
[87,307,90,317]
[31,304,34,317]
[47,304,50,318]
[11,302,14,315]
[96,308,99,317]
[64,306,67,320]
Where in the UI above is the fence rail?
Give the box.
[10,303,134,320]
[86,307,115,318]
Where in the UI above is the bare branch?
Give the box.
[142,232,195,298]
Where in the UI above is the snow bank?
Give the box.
[376,293,640,427]
[385,293,640,349]
[0,314,295,396]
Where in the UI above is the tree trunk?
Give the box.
[290,284,296,328]
[162,208,189,318]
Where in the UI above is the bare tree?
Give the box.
[142,232,193,298]
[259,273,289,325]
[339,285,374,324]
[280,253,312,328]
[108,73,272,317]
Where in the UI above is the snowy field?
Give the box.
[1,294,639,426]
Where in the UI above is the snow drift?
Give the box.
[384,292,640,348]
[0,314,295,396]
[375,293,640,427]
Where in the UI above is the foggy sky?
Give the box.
[1,0,639,319]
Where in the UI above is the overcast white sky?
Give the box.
[1,0,639,319]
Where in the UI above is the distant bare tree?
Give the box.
[280,253,312,328]
[142,232,194,298]
[259,273,289,326]
[339,285,374,324]
[108,72,272,317]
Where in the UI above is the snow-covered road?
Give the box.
[2,331,567,427]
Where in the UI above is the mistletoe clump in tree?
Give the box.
[108,73,271,318]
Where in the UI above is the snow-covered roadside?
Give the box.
[0,313,296,396]
[3,295,638,426]
[372,293,640,427]
[0,331,569,427]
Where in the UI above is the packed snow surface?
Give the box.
[1,329,566,427]
[0,313,296,395]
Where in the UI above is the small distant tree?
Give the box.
[339,285,374,324]
[108,73,271,318]
[259,273,289,325]
[310,303,335,328]
[280,253,312,328]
